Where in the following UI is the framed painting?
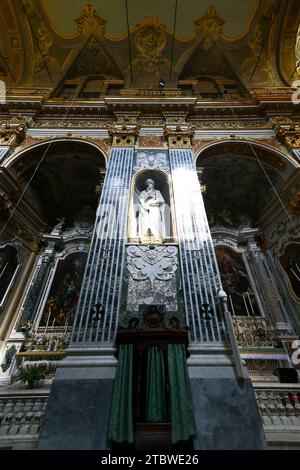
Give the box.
[39,251,88,328]
[215,245,260,316]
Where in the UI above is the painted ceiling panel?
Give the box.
[41,0,258,37]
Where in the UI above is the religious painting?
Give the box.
[0,245,19,306]
[215,246,260,316]
[39,252,87,328]
[278,242,300,302]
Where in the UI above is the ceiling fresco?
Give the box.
[0,1,299,89]
[41,0,258,38]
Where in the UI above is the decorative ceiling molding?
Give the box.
[194,6,225,38]
[75,3,107,36]
[278,0,300,85]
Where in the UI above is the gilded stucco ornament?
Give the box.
[0,122,27,146]
[133,17,168,73]
[108,125,140,147]
[164,126,194,149]
[240,24,273,85]
[0,191,13,213]
[23,0,36,17]
[295,23,300,76]
[194,6,225,37]
[33,24,60,75]
[288,183,300,216]
[76,4,107,35]
[275,122,300,150]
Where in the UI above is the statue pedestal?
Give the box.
[188,347,267,450]
[37,352,117,450]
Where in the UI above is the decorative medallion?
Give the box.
[134,17,168,73]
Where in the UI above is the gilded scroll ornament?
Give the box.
[0,122,27,146]
[133,17,168,73]
[295,24,300,77]
[76,4,107,35]
[275,124,300,150]
[288,184,300,216]
[194,6,225,36]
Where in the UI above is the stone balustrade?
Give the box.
[0,392,48,448]
[1,384,299,448]
[254,384,300,447]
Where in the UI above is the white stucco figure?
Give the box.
[138,178,165,238]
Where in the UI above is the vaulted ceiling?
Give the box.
[41,0,258,38]
[0,0,299,91]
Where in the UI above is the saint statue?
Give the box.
[138,178,165,238]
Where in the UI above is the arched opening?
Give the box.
[196,141,294,230]
[196,141,297,352]
[7,140,106,231]
[4,140,107,334]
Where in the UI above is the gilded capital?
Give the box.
[164,126,194,149]
[108,125,140,147]
[0,122,27,147]
[275,122,300,150]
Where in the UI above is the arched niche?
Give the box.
[128,169,175,243]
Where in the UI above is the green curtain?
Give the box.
[145,346,167,423]
[107,344,134,444]
[168,344,197,444]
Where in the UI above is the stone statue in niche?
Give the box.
[138,178,165,239]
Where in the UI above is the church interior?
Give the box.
[0,0,300,451]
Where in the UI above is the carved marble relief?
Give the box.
[133,150,170,173]
[126,245,178,313]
